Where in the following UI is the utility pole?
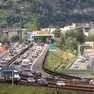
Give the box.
[20,7,24,40]
[12,70,14,86]
[78,45,81,56]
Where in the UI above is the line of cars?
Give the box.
[72,54,90,69]
[26,74,65,86]
[32,45,42,58]
[7,42,66,87]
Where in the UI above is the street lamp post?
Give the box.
[20,7,24,40]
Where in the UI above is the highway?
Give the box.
[30,44,49,76]
[1,43,94,92]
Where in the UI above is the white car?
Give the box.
[32,52,38,58]
[89,80,94,85]
[73,64,79,68]
[22,59,31,66]
[56,81,65,86]
[36,46,42,52]
[76,56,86,62]
[27,77,35,83]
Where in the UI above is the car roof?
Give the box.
[22,59,30,62]
[57,81,64,83]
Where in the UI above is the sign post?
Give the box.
[27,32,34,41]
[49,44,56,51]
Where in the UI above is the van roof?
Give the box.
[22,59,30,62]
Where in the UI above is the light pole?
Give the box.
[20,7,24,40]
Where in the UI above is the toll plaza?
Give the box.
[27,30,54,43]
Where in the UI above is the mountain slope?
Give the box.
[0,0,94,27]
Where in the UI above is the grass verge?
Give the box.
[0,83,78,94]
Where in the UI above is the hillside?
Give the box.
[0,0,94,27]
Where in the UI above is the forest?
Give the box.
[0,0,94,28]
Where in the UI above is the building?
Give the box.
[41,23,76,34]
[60,23,76,33]
[30,30,54,43]
[83,22,94,36]
[0,27,26,39]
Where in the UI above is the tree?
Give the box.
[53,27,61,38]
[59,34,65,50]
[24,23,38,32]
[76,28,85,44]
[10,35,20,42]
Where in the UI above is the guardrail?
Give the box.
[7,43,33,66]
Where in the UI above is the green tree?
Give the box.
[24,23,38,32]
[59,34,65,50]
[53,27,61,38]
[76,28,85,44]
[10,35,20,42]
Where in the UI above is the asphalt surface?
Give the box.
[0,52,10,64]
[30,44,49,76]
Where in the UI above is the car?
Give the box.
[36,46,42,52]
[80,77,89,83]
[1,59,6,64]
[36,71,42,77]
[32,52,38,58]
[37,78,48,85]
[56,81,65,86]
[73,64,79,68]
[13,61,19,65]
[15,48,21,54]
[27,77,35,83]
[89,80,94,85]
[76,56,86,62]
[24,68,30,71]
[22,59,31,67]
[83,54,90,61]
[21,53,28,59]
[32,46,36,51]
[5,58,11,62]
[40,43,44,46]
[30,71,36,75]
[47,75,60,79]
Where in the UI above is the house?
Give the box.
[83,22,94,36]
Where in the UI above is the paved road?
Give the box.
[0,52,9,64]
[30,44,49,76]
[9,44,49,77]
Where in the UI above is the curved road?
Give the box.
[30,44,49,76]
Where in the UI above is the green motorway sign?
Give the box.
[49,44,56,51]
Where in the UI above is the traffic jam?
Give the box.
[0,42,67,87]
[0,42,94,92]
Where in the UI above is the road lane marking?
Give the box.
[30,45,48,71]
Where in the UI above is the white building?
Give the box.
[40,23,76,34]
[83,22,94,36]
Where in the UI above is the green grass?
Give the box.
[53,48,63,57]
[44,47,75,72]
[44,52,62,71]
[57,69,94,75]
[0,83,79,94]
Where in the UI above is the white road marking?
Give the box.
[30,45,48,71]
